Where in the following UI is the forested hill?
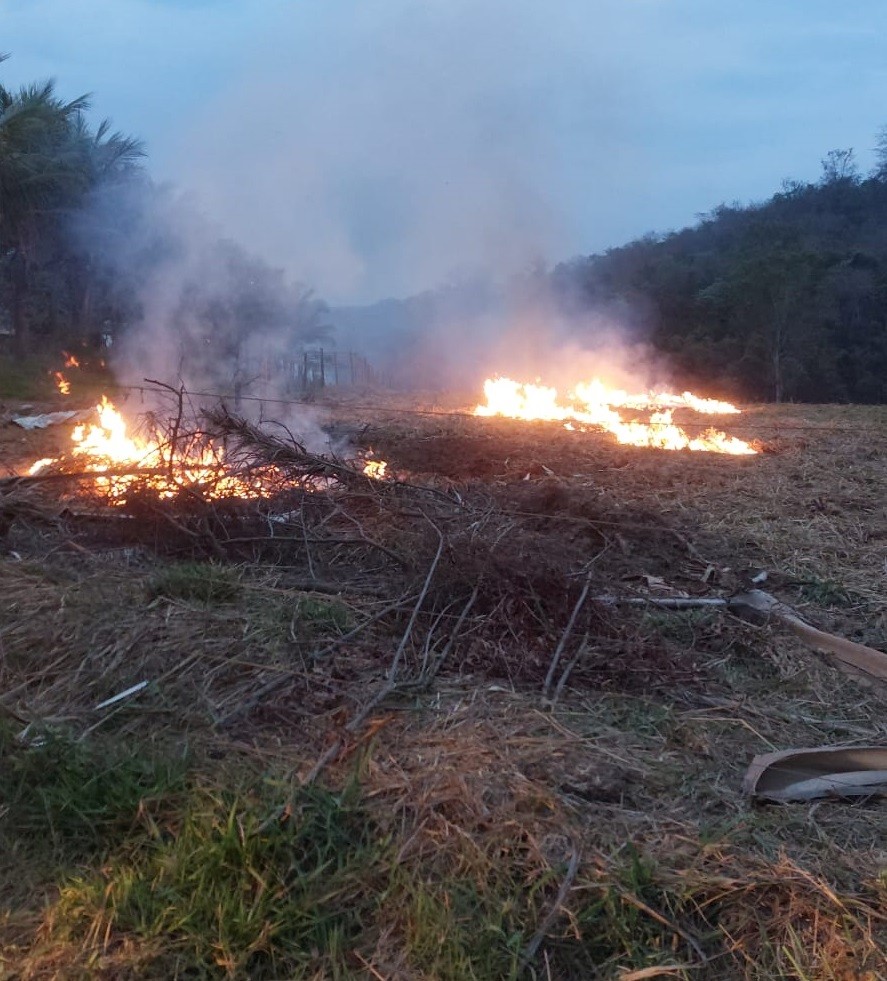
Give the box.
[553,150,887,403]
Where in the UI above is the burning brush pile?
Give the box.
[23,394,389,504]
[4,392,420,599]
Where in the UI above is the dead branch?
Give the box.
[415,584,480,688]
[203,405,368,487]
[144,378,186,474]
[592,596,728,609]
[299,521,446,788]
[388,516,444,681]
[543,574,593,702]
[551,633,591,706]
[519,843,581,972]
[0,467,168,489]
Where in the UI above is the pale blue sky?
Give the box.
[2,0,886,301]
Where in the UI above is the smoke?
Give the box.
[72,0,671,411]
[160,0,679,394]
[71,178,337,449]
[330,264,673,397]
[171,0,645,305]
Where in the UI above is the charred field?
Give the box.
[1,393,887,980]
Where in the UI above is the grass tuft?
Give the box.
[293,596,353,635]
[0,723,184,864]
[147,562,241,605]
[796,576,853,608]
[41,780,385,979]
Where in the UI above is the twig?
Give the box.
[388,516,444,682]
[416,584,480,687]
[543,575,593,701]
[613,885,708,964]
[519,844,581,973]
[214,596,415,729]
[300,521,445,787]
[301,678,394,786]
[144,378,185,474]
[592,596,727,610]
[551,633,590,706]
[0,466,168,489]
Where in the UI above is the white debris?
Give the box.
[95,680,150,711]
[11,410,83,430]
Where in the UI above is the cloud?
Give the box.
[0,0,286,158]
[4,0,887,303]
[171,0,647,301]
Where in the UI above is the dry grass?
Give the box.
[1,400,887,978]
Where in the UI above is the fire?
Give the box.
[474,377,757,455]
[63,352,80,368]
[28,457,56,476]
[28,396,274,501]
[54,372,71,396]
[363,458,388,479]
[25,396,391,502]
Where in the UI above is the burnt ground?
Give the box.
[1,394,887,979]
[359,406,887,620]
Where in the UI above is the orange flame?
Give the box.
[30,396,277,501]
[63,352,80,368]
[28,457,55,476]
[53,372,71,396]
[25,396,384,501]
[474,377,756,455]
[363,458,388,479]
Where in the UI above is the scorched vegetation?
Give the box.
[1,390,887,979]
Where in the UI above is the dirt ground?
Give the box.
[2,391,887,979]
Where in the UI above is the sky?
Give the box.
[3,0,887,304]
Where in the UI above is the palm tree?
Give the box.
[63,112,145,337]
[0,54,144,351]
[1,64,90,351]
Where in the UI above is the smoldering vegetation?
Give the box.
[332,266,670,394]
[70,179,334,398]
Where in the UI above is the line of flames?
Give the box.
[473,376,757,455]
[26,375,752,504]
[27,396,390,500]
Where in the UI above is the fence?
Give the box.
[238,350,378,395]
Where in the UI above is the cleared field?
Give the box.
[1,395,886,979]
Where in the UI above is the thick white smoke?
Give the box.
[171,0,646,305]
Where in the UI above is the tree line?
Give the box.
[337,136,887,403]
[6,54,887,403]
[552,143,887,403]
[0,56,329,371]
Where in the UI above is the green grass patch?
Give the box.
[0,722,184,868]
[0,354,55,399]
[554,847,706,976]
[796,576,853,608]
[147,562,241,605]
[641,607,718,646]
[293,596,353,635]
[32,773,566,979]
[46,780,386,979]
[383,857,551,980]
[0,351,114,400]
